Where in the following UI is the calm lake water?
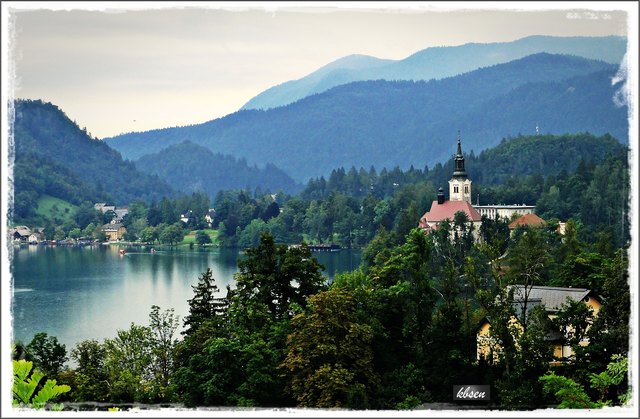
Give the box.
[11,245,361,352]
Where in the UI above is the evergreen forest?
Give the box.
[14,222,630,409]
[12,128,631,410]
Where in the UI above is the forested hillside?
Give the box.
[105,54,627,182]
[11,99,175,222]
[425,132,627,191]
[242,35,626,110]
[205,133,629,250]
[134,141,302,197]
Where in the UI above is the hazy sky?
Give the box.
[4,1,634,138]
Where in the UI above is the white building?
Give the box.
[474,204,535,221]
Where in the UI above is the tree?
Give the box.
[95,229,107,243]
[70,339,108,402]
[125,217,148,242]
[68,228,82,240]
[148,305,180,399]
[183,268,225,336]
[582,250,629,371]
[552,298,594,361]
[53,227,66,241]
[159,223,184,245]
[230,232,326,323]
[195,230,212,246]
[82,222,96,238]
[493,304,554,408]
[103,323,154,402]
[506,227,552,331]
[280,288,379,408]
[102,209,117,224]
[479,214,510,257]
[540,355,629,408]
[139,226,158,244]
[261,201,280,221]
[25,333,68,379]
[539,372,599,409]
[41,222,55,241]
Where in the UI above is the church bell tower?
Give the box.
[448,132,472,203]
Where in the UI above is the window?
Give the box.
[454,186,459,193]
[464,186,469,193]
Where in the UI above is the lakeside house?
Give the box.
[9,226,32,243]
[180,210,196,225]
[205,209,216,227]
[114,207,129,222]
[101,221,127,241]
[94,202,129,222]
[28,231,45,244]
[94,203,116,213]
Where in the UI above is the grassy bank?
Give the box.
[180,229,219,247]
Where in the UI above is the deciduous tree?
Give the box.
[281,288,379,408]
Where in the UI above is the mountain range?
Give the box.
[241,35,627,111]
[11,100,303,222]
[105,53,628,182]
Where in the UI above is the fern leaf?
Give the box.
[31,380,71,406]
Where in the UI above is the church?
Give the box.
[418,134,536,238]
[418,135,483,237]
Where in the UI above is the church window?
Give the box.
[454,186,459,193]
[464,186,469,193]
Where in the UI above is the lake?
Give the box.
[10,245,361,352]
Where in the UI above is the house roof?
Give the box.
[479,285,600,333]
[14,226,32,236]
[508,285,598,313]
[102,223,125,231]
[509,213,546,229]
[421,200,482,223]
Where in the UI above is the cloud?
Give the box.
[612,52,629,109]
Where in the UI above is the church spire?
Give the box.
[452,130,467,178]
[448,131,472,203]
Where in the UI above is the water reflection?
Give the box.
[11,246,360,352]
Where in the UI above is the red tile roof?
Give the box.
[509,213,546,229]
[420,200,482,224]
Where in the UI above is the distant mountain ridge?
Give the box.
[104,53,628,182]
[134,141,302,198]
[241,35,627,110]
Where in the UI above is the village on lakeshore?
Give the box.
[10,136,564,249]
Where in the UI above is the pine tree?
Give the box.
[182,268,226,335]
